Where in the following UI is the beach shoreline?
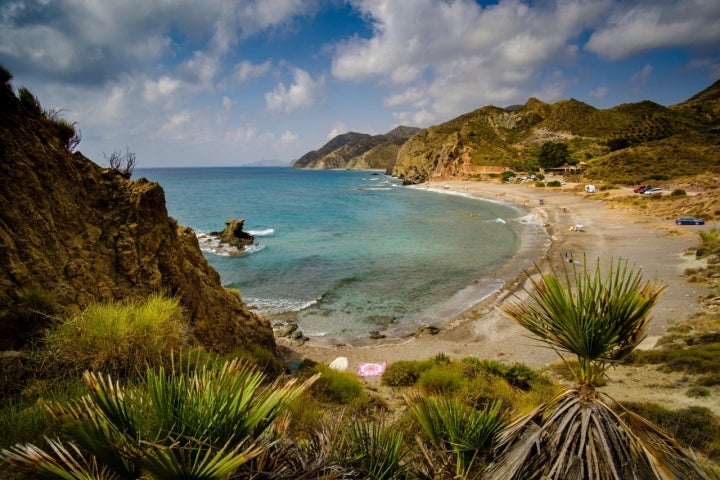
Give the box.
[277,179,708,372]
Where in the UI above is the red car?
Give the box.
[633,185,652,193]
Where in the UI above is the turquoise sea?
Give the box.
[136,167,545,341]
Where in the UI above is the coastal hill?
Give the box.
[393,80,720,184]
[295,80,719,186]
[292,125,420,170]
[0,69,274,352]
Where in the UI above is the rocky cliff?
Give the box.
[0,73,274,353]
[292,126,420,170]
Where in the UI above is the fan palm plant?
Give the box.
[485,258,709,479]
[1,358,317,479]
[408,394,505,480]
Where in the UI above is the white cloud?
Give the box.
[232,60,272,82]
[589,86,609,100]
[327,122,349,139]
[265,67,324,114]
[332,0,607,125]
[586,0,720,60]
[631,64,654,86]
[281,130,299,143]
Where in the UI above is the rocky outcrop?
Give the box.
[211,219,254,253]
[292,126,420,170]
[0,77,274,353]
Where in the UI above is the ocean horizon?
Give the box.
[137,167,546,341]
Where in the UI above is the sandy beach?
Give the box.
[278,179,709,375]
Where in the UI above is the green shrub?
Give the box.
[418,365,463,395]
[686,386,711,398]
[17,87,41,114]
[43,294,192,377]
[546,180,562,187]
[383,360,422,387]
[535,181,546,188]
[313,364,366,404]
[649,173,669,181]
[599,184,617,191]
[500,171,515,181]
[671,189,687,196]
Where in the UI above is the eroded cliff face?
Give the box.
[0,89,274,353]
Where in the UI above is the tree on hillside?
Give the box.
[537,141,573,169]
[486,258,710,480]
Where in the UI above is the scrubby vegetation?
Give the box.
[2,257,717,478]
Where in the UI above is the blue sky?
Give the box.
[1,0,718,167]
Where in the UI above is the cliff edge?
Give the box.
[0,72,274,353]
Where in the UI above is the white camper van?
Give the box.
[584,184,596,193]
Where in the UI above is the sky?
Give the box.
[1,0,719,168]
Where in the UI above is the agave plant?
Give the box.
[485,258,709,479]
[408,393,505,480]
[1,358,317,479]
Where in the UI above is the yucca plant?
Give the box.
[486,258,709,479]
[408,394,505,480]
[1,358,318,479]
[342,418,410,480]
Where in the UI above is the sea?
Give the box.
[136,167,545,342]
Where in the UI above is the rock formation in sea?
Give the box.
[211,219,255,253]
[0,71,274,353]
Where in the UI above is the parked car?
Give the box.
[642,188,662,195]
[675,216,705,225]
[634,185,652,193]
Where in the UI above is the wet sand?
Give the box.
[277,180,708,373]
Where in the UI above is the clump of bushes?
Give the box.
[312,364,367,404]
[43,294,192,377]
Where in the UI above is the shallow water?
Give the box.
[137,167,539,339]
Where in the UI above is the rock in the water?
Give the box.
[211,219,254,252]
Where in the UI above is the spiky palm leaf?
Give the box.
[343,418,409,480]
[1,358,318,479]
[501,258,665,385]
[408,394,505,480]
[488,258,709,480]
[485,388,709,479]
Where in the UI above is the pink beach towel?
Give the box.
[357,362,386,377]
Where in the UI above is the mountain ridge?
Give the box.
[294,80,720,187]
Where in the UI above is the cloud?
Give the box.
[232,60,272,82]
[332,0,607,125]
[265,67,324,114]
[0,0,316,86]
[631,64,653,86]
[327,122,349,139]
[281,130,299,143]
[589,86,609,100]
[585,0,720,60]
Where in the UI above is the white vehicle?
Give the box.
[584,184,596,193]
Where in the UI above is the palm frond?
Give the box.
[501,257,665,384]
[486,388,710,480]
[0,438,121,480]
[407,393,505,479]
